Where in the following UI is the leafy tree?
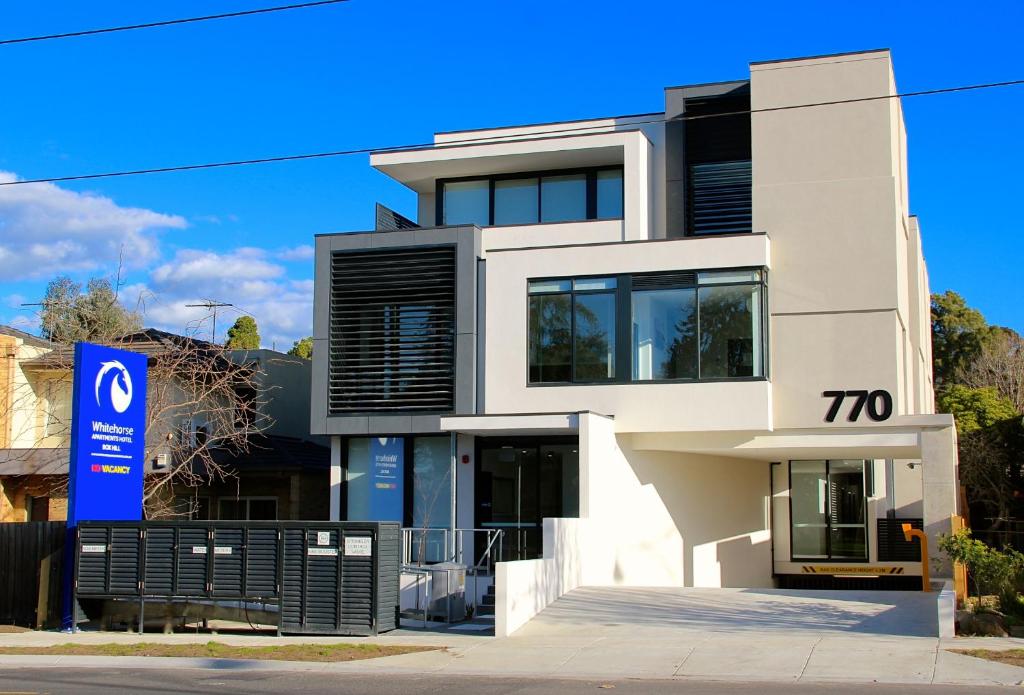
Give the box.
[287,336,313,359]
[931,291,996,389]
[225,316,260,350]
[40,275,141,344]
[938,385,1019,435]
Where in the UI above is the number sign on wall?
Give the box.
[822,389,893,423]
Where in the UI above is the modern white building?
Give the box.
[310,49,960,633]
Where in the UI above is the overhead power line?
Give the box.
[0,0,350,46]
[1,78,1021,187]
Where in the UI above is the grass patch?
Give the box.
[952,649,1024,668]
[0,641,436,662]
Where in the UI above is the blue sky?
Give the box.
[1,0,1021,348]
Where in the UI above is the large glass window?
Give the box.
[541,174,587,223]
[441,167,623,226]
[529,278,616,384]
[596,169,624,219]
[443,179,489,226]
[790,460,868,561]
[632,288,698,380]
[411,436,452,564]
[698,271,762,378]
[346,438,371,521]
[494,177,539,225]
[631,269,763,381]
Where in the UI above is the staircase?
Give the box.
[477,582,496,617]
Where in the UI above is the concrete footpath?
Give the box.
[4,587,1024,687]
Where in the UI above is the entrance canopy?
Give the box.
[440,413,580,437]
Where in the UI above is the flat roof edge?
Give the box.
[434,111,662,138]
[750,48,891,67]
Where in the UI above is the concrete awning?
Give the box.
[629,415,955,461]
[0,448,69,475]
[440,412,582,437]
[371,130,643,194]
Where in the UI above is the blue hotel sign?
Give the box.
[66,342,148,527]
[369,437,403,522]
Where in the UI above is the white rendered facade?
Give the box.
[311,50,959,630]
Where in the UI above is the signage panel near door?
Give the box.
[369,437,404,522]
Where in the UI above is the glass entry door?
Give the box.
[476,438,579,562]
[790,459,869,561]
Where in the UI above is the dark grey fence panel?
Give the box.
[74,521,400,635]
[0,521,65,627]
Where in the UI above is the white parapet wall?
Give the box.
[494,517,587,638]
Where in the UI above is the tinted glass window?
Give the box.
[541,174,587,222]
[573,292,616,381]
[443,180,489,226]
[790,461,828,558]
[494,178,538,225]
[529,294,571,383]
[596,169,624,219]
[698,283,762,378]
[632,288,698,380]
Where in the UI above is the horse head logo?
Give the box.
[94,360,133,414]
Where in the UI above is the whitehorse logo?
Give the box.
[94,360,133,414]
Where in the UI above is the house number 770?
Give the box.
[822,390,893,422]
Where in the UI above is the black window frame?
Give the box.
[527,266,768,387]
[527,275,621,385]
[437,165,624,227]
[788,459,872,563]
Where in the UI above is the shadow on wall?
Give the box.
[622,436,773,587]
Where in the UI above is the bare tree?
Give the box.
[961,330,1024,414]
[0,325,269,519]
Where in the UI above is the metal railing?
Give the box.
[401,527,504,613]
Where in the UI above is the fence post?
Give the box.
[950,514,968,607]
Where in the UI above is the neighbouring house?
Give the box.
[311,48,960,604]
[0,328,328,522]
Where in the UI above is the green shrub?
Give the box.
[939,529,1024,613]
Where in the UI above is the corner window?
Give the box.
[632,269,763,381]
[440,167,623,226]
[790,460,868,561]
[529,278,616,384]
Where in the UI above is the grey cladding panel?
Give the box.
[328,246,457,414]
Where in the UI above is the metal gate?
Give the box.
[74,520,399,636]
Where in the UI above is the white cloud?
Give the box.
[139,247,313,349]
[277,244,315,261]
[0,171,186,280]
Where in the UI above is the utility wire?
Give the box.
[1,78,1021,187]
[0,0,350,46]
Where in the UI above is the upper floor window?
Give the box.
[528,277,617,384]
[528,267,766,385]
[441,167,623,227]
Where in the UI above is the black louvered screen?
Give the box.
[76,526,109,596]
[109,527,140,595]
[144,527,175,595]
[176,526,209,596]
[212,527,244,596]
[329,246,456,414]
[687,159,752,235]
[878,518,924,562]
[632,271,697,289]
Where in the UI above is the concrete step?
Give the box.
[481,593,495,606]
[475,603,495,616]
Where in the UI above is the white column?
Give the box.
[329,436,342,521]
[920,422,959,578]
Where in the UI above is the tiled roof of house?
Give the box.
[0,324,52,349]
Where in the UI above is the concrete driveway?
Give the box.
[519,586,940,637]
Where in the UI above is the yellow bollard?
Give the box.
[902,523,930,592]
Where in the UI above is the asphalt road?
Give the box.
[0,669,1018,695]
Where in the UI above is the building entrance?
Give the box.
[475,437,579,562]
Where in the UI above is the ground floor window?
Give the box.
[790,460,869,561]
[218,497,277,521]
